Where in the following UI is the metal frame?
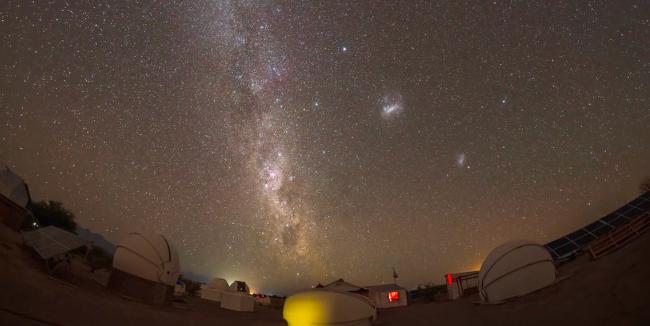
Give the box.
[22,226,92,273]
[544,191,650,261]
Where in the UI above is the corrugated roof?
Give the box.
[323,278,365,292]
[0,167,30,207]
[365,284,406,292]
[23,226,90,259]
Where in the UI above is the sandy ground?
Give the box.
[1,222,649,326]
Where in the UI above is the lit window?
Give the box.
[388,290,399,302]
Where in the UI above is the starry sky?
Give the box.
[1,1,649,294]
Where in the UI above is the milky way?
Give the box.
[1,1,649,294]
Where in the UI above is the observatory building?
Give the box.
[479,240,555,303]
[200,277,255,311]
[365,284,408,309]
[229,280,250,293]
[201,277,229,302]
[0,167,34,230]
[221,280,254,311]
[445,270,479,300]
[318,278,408,309]
[109,232,180,305]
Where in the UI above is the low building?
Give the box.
[108,232,180,305]
[445,271,479,300]
[366,284,408,308]
[254,293,271,305]
[322,278,368,296]
[229,280,250,294]
[201,277,229,302]
[221,291,255,312]
[174,280,186,296]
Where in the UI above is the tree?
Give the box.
[29,200,77,232]
[641,176,650,193]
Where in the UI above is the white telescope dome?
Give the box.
[112,232,180,286]
[479,240,555,303]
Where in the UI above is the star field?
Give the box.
[1,1,649,294]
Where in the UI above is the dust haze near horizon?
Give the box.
[1,1,648,294]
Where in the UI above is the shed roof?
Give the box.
[323,278,366,292]
[365,284,406,292]
[0,167,30,207]
[23,226,90,259]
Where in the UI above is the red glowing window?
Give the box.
[446,274,453,285]
[388,291,399,302]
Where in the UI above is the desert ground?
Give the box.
[1,222,649,326]
[377,231,650,325]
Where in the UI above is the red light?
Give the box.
[446,274,453,285]
[388,290,399,302]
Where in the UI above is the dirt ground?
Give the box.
[377,228,650,325]
[1,222,649,326]
[0,225,284,326]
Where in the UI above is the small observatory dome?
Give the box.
[207,277,229,291]
[112,232,180,286]
[283,290,376,326]
[201,277,230,303]
[479,240,555,303]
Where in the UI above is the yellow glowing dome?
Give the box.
[283,290,376,326]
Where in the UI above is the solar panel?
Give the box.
[635,199,650,211]
[23,226,90,260]
[604,213,630,227]
[545,191,650,260]
[584,220,613,237]
[546,237,569,248]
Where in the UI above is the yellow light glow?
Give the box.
[283,293,327,326]
[283,290,375,326]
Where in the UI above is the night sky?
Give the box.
[1,1,648,294]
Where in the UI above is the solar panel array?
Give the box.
[23,226,90,259]
[544,191,650,261]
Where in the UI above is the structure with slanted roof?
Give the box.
[365,283,408,308]
[0,167,35,230]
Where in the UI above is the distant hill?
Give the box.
[76,227,116,254]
